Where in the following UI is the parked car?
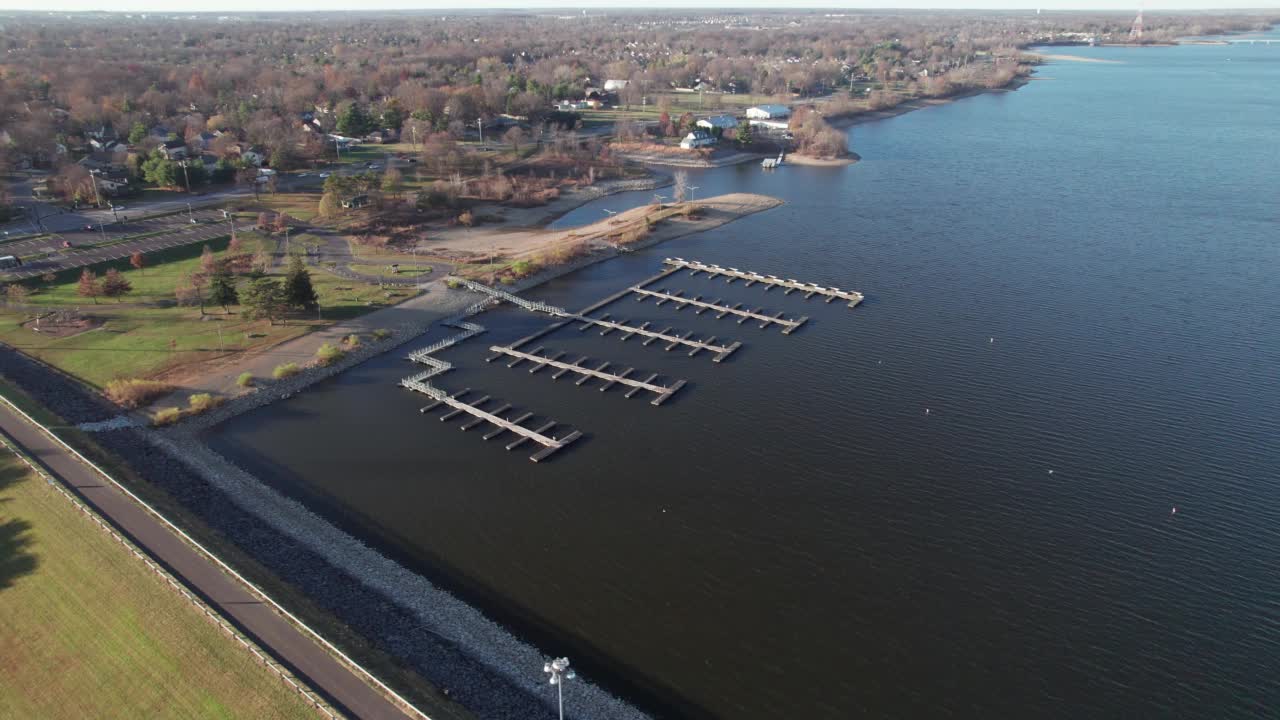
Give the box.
[111,204,124,211]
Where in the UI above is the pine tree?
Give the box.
[208,265,239,312]
[77,268,100,304]
[241,278,285,325]
[283,255,318,311]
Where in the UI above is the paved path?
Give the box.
[0,401,415,720]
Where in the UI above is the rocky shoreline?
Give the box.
[0,343,649,720]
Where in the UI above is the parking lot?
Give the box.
[0,209,249,280]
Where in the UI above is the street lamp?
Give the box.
[687,185,700,203]
[543,657,575,720]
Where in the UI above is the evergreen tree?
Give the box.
[207,265,239,312]
[336,102,372,136]
[283,255,318,311]
[241,277,285,325]
[128,121,147,145]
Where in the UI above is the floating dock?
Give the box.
[664,257,864,308]
[576,315,741,363]
[489,346,687,406]
[630,286,807,334]
[405,384,582,462]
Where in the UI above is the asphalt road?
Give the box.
[0,403,415,720]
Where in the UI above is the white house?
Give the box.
[679,130,718,150]
[696,115,739,132]
[603,79,630,92]
[745,104,791,120]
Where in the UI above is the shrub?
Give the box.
[445,278,462,289]
[343,333,361,348]
[372,328,392,341]
[104,379,173,409]
[187,393,223,413]
[272,362,300,380]
[315,343,345,366]
[236,372,254,388]
[151,407,182,426]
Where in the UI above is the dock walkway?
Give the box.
[406,385,581,462]
[664,257,864,307]
[577,314,741,362]
[630,286,807,334]
[487,346,686,406]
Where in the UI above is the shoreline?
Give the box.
[823,75,1032,130]
[135,192,784,719]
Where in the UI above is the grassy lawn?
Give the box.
[0,453,318,720]
[346,262,435,279]
[234,192,321,223]
[0,232,401,387]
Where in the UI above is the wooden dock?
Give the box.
[576,315,741,362]
[488,346,687,406]
[405,385,582,462]
[630,287,808,334]
[664,257,864,308]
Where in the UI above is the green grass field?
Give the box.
[0,453,318,719]
[0,232,404,387]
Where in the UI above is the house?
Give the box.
[696,115,739,132]
[679,130,718,150]
[603,79,629,92]
[240,147,265,166]
[194,131,218,149]
[160,139,188,160]
[89,138,125,153]
[341,194,369,209]
[150,125,173,139]
[94,171,132,196]
[745,104,791,120]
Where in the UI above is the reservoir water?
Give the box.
[213,39,1280,719]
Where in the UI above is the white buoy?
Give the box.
[925,408,931,415]
[1171,507,1177,515]
[1048,469,1054,475]
[989,337,994,343]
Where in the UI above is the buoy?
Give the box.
[1048,469,1054,475]
[1171,507,1177,515]
[989,337,994,343]
[925,408,931,415]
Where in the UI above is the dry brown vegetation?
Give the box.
[103,378,174,408]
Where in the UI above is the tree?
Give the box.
[140,150,178,187]
[200,244,217,274]
[207,264,239,312]
[318,192,342,218]
[283,255,318,311]
[735,123,754,147]
[100,268,132,302]
[77,268,100,304]
[381,167,402,198]
[504,126,526,153]
[241,277,286,325]
[128,121,148,145]
[5,283,30,309]
[336,102,372,136]
[672,170,688,203]
[129,251,145,274]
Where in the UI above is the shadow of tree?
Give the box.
[0,462,39,591]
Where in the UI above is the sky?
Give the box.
[0,0,1276,12]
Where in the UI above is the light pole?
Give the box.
[187,202,195,224]
[543,657,575,720]
[687,185,700,203]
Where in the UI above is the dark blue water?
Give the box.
[214,39,1280,719]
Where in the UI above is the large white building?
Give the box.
[696,114,739,131]
[745,104,791,120]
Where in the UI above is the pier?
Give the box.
[576,315,741,362]
[488,346,687,406]
[664,258,864,308]
[406,385,582,462]
[630,287,807,334]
